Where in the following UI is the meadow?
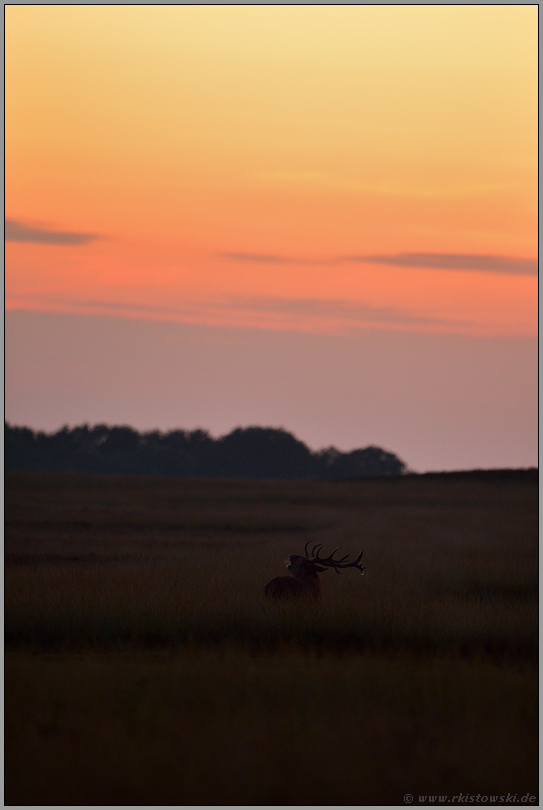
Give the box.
[5,471,538,805]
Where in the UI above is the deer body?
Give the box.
[264,544,365,601]
[263,568,321,600]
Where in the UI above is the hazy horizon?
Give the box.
[6,309,537,473]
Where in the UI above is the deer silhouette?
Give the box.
[264,542,365,600]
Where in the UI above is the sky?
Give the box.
[5,5,538,471]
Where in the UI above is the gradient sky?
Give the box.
[5,6,538,471]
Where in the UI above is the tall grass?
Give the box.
[5,473,538,656]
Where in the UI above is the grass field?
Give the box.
[5,471,538,805]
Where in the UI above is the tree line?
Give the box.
[4,422,406,479]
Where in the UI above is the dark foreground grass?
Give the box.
[5,472,538,804]
[5,647,537,806]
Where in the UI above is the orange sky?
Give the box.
[6,5,538,338]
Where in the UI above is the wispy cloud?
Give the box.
[347,253,538,276]
[5,219,101,246]
[218,252,325,266]
[219,250,538,276]
[6,292,465,330]
[227,296,463,327]
[219,252,290,264]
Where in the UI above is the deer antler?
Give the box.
[304,542,324,559]
[306,544,365,575]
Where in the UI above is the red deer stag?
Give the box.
[264,542,365,600]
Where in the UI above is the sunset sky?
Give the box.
[5,6,538,471]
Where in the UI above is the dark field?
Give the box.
[5,471,538,805]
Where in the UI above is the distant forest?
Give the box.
[5,423,406,479]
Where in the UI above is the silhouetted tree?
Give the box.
[316,445,406,478]
[215,426,314,479]
[4,422,407,479]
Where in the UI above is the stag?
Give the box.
[264,542,365,600]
